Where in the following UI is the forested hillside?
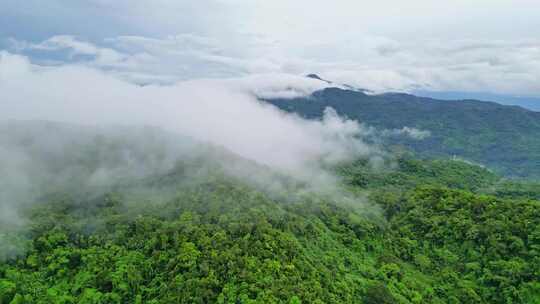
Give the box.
[3,1,540,303]
[1,126,539,303]
[265,87,540,179]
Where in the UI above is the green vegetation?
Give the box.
[486,180,540,201]
[266,88,540,179]
[1,156,539,303]
[337,158,499,192]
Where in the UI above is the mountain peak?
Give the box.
[306,73,322,80]
[306,74,332,84]
[306,74,375,95]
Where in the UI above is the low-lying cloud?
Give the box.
[382,127,431,140]
[0,51,383,233]
[0,52,364,172]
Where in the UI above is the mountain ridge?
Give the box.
[265,85,540,178]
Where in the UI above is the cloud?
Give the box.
[8,35,540,96]
[3,0,540,96]
[382,127,431,140]
[32,35,101,54]
[0,51,373,175]
[0,51,386,240]
[4,0,540,41]
[30,35,126,66]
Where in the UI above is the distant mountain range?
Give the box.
[265,78,540,179]
[414,90,540,112]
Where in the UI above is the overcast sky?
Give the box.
[1,0,540,95]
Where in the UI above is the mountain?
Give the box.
[1,123,539,303]
[265,87,540,179]
[306,74,374,94]
[414,90,540,112]
[306,73,331,83]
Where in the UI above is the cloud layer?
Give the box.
[7,34,540,96]
[0,51,387,235]
[3,1,540,96]
[0,52,373,174]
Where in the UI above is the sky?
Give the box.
[1,0,540,96]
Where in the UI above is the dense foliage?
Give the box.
[266,87,540,178]
[486,181,540,201]
[1,157,539,303]
[381,187,540,303]
[337,158,499,192]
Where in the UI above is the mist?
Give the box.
[0,51,389,240]
[0,52,373,171]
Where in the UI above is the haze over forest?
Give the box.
[1,1,539,303]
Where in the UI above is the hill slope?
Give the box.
[2,158,540,303]
[414,90,540,112]
[1,122,540,303]
[265,88,540,178]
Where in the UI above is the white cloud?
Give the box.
[3,0,540,96]
[382,127,431,140]
[32,35,99,54]
[24,35,127,66]
[0,52,372,175]
[9,34,540,96]
[1,51,385,230]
